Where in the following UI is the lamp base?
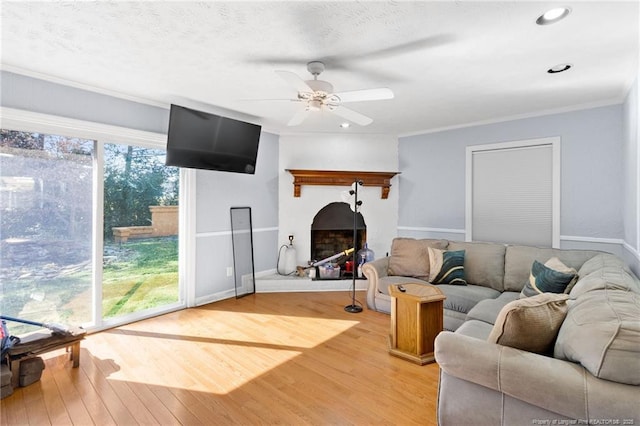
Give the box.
[344,304,363,313]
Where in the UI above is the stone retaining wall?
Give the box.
[113,205,178,243]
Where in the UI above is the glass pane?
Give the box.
[0,129,94,334]
[102,143,179,318]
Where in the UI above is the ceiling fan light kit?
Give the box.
[273,61,394,127]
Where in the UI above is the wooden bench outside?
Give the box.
[7,327,86,388]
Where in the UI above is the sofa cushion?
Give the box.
[439,284,500,315]
[377,276,431,296]
[520,257,578,298]
[487,293,569,354]
[554,289,640,385]
[387,238,448,280]
[455,319,493,340]
[444,310,467,332]
[448,241,506,291]
[466,292,520,325]
[428,248,467,285]
[503,246,600,292]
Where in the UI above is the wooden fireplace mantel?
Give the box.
[286,169,400,199]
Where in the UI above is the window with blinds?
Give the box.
[465,138,560,248]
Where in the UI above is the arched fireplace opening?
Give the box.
[310,202,366,263]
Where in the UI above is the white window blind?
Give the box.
[469,143,554,247]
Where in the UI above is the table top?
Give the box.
[8,327,86,356]
[388,283,446,302]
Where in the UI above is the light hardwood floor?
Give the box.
[1,291,440,425]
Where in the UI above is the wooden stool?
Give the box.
[7,327,86,388]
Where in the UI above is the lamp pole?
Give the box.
[345,180,363,313]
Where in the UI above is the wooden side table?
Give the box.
[388,283,446,365]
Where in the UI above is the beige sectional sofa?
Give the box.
[362,238,640,425]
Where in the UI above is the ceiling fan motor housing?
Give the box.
[306,79,334,95]
[275,60,393,127]
[307,61,325,76]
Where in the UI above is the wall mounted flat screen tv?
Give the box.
[166,104,261,174]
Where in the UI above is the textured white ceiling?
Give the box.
[1,1,638,136]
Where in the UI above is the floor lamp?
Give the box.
[345,180,363,313]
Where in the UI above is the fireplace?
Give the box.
[310,202,366,263]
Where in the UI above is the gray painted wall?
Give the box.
[194,131,279,301]
[1,71,281,302]
[399,103,639,274]
[1,71,169,133]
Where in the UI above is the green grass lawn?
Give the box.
[1,237,179,334]
[102,237,179,318]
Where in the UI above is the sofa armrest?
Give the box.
[435,331,640,421]
[361,257,390,311]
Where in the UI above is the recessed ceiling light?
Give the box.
[547,63,572,74]
[536,7,571,25]
[340,122,350,128]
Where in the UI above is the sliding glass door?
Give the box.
[1,126,184,333]
[0,130,95,333]
[102,143,180,319]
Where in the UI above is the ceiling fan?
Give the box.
[274,61,394,127]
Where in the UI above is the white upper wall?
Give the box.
[278,133,399,263]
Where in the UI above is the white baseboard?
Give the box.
[255,274,368,293]
[194,273,368,305]
[195,289,236,306]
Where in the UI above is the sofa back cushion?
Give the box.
[570,253,640,296]
[571,265,640,298]
[554,289,640,385]
[577,253,631,277]
[448,241,505,291]
[387,238,449,279]
[503,246,600,292]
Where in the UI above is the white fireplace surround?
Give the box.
[278,133,400,267]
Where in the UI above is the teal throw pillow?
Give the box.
[428,248,467,285]
[521,258,578,298]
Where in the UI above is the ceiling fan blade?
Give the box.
[352,34,456,61]
[287,109,311,126]
[275,70,313,93]
[332,88,394,103]
[330,106,373,126]
[238,98,301,103]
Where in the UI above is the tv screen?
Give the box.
[166,104,261,174]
